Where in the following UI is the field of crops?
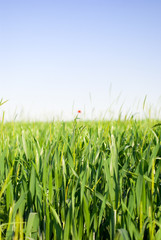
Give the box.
[0,117,161,239]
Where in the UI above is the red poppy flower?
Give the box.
[78,110,81,113]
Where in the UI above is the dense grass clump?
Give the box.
[0,118,161,239]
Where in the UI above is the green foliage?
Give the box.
[0,119,161,239]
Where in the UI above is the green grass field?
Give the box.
[0,115,161,239]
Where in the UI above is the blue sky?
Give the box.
[0,0,161,120]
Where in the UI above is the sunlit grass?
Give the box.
[0,99,161,239]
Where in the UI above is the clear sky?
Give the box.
[0,0,161,121]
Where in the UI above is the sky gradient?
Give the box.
[0,0,161,121]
